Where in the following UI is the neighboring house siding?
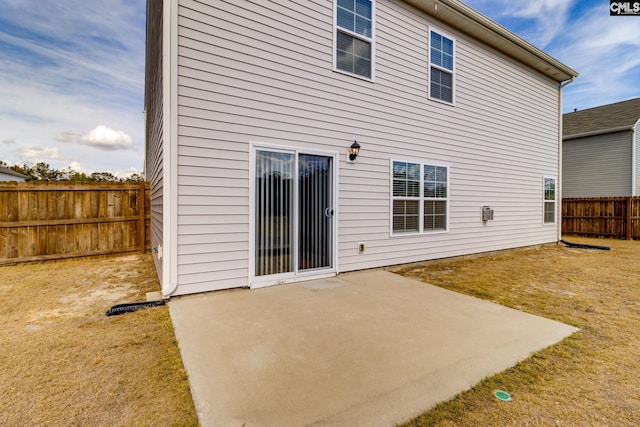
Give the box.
[563,131,632,197]
[0,166,26,181]
[145,0,164,284]
[173,0,560,294]
[0,172,25,181]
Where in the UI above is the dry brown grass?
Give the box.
[4,237,640,426]
[0,254,198,426]
[393,237,640,427]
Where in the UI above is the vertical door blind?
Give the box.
[255,151,333,277]
[255,151,294,276]
[298,154,332,271]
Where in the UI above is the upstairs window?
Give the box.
[335,0,374,79]
[429,31,454,103]
[544,177,556,224]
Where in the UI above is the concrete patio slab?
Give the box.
[169,270,578,427]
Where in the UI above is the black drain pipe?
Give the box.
[105,300,165,316]
[560,239,610,251]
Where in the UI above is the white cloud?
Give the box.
[80,125,134,151]
[552,7,640,110]
[463,0,574,48]
[65,161,86,173]
[114,166,142,180]
[511,0,574,47]
[19,146,61,161]
[2,138,16,145]
[56,132,81,143]
[0,0,145,173]
[462,1,640,112]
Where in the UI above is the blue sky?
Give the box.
[0,0,146,176]
[1,0,639,175]
[465,0,640,111]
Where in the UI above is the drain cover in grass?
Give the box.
[494,390,512,401]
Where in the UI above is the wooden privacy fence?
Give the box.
[0,181,150,265]
[562,197,640,240]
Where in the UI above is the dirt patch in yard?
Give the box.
[393,237,640,427]
[0,254,197,426]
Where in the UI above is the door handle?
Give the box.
[324,208,334,218]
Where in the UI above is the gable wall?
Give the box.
[562,131,632,197]
[173,0,561,295]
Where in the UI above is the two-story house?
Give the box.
[145,0,578,296]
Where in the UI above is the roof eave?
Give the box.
[404,0,578,82]
[563,125,635,141]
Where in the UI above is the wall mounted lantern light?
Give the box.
[349,141,361,161]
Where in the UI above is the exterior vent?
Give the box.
[481,206,494,222]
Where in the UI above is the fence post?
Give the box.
[139,182,146,253]
[626,196,632,240]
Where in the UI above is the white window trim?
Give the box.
[333,0,376,81]
[428,27,456,105]
[390,158,450,236]
[543,176,557,225]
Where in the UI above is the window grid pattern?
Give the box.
[335,0,373,79]
[544,177,556,224]
[392,161,420,233]
[392,161,448,234]
[424,165,448,231]
[430,31,454,103]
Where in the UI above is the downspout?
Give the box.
[162,0,180,298]
[142,108,147,179]
[632,119,639,196]
[557,76,575,242]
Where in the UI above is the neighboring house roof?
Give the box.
[563,98,640,139]
[0,165,27,180]
[406,0,578,82]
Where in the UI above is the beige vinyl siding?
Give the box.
[563,131,632,197]
[172,0,561,294]
[144,0,164,285]
[635,121,640,196]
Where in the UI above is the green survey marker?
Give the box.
[494,390,512,401]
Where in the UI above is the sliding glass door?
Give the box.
[298,154,333,271]
[255,149,334,281]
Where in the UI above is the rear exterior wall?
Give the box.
[173,0,561,295]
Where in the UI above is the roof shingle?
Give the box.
[563,98,640,138]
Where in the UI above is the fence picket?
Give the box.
[0,181,150,264]
[562,197,640,240]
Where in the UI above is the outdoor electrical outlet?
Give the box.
[358,242,365,253]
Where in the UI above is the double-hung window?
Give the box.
[429,31,454,103]
[423,165,448,231]
[335,0,374,79]
[392,161,449,234]
[544,177,556,224]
